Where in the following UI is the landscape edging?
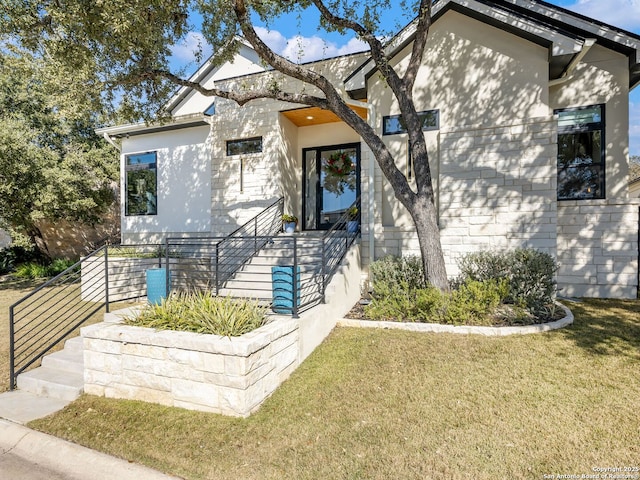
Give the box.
[337,302,573,336]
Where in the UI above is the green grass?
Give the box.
[0,279,133,392]
[27,299,640,479]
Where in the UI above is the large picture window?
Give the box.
[555,105,605,200]
[125,152,157,216]
[382,110,439,136]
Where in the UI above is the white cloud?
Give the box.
[563,0,640,31]
[170,32,213,64]
[256,27,368,63]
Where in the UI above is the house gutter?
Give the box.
[101,132,121,151]
[549,38,596,87]
[342,96,377,266]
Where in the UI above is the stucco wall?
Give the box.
[204,53,367,236]
[550,45,630,201]
[121,126,212,244]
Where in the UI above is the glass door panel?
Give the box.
[304,150,318,230]
[319,148,357,229]
[302,143,360,230]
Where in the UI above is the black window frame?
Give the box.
[555,104,606,201]
[124,151,158,216]
[382,109,439,136]
[226,136,263,156]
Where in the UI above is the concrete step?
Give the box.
[62,336,84,354]
[17,367,84,402]
[41,348,83,375]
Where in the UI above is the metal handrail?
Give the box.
[163,196,360,317]
[321,196,361,302]
[8,243,163,389]
[8,245,106,388]
[217,197,283,290]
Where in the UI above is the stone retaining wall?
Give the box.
[82,317,299,417]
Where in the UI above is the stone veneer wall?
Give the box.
[367,115,639,298]
[557,201,639,298]
[83,317,299,417]
[372,116,558,277]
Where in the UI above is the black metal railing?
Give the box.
[8,243,163,389]
[165,197,284,294]
[164,196,361,317]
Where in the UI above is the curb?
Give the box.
[338,302,574,336]
[0,419,183,480]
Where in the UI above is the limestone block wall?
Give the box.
[557,201,639,298]
[439,117,558,276]
[373,117,558,277]
[83,317,300,417]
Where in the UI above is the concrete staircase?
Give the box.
[218,233,327,301]
[16,336,84,402]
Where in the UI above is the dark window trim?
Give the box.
[226,136,263,156]
[382,109,439,136]
[124,151,158,217]
[554,103,606,201]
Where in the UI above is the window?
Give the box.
[204,101,216,116]
[555,105,605,200]
[226,136,262,156]
[125,152,157,216]
[382,110,439,136]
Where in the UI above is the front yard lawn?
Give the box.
[28,299,640,479]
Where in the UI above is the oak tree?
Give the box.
[2,0,449,288]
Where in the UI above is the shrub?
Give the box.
[369,255,426,296]
[12,258,77,279]
[444,279,507,325]
[125,291,268,337]
[366,250,557,324]
[457,248,557,316]
[0,244,44,275]
[365,276,508,326]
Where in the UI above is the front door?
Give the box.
[302,143,360,230]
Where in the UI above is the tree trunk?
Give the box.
[27,224,51,261]
[408,193,449,291]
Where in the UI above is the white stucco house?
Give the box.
[97,0,640,299]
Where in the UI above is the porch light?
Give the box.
[306,115,314,120]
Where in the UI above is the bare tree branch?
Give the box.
[146,69,331,108]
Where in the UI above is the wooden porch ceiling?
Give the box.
[281,104,368,127]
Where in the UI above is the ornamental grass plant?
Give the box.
[124,290,268,337]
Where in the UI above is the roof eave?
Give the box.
[96,114,209,139]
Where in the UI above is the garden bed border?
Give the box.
[337,302,573,336]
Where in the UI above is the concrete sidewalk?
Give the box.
[0,419,182,480]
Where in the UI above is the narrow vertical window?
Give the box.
[555,105,605,200]
[125,152,158,216]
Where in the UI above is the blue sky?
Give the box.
[170,0,640,155]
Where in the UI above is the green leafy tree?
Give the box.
[1,0,450,289]
[0,48,118,258]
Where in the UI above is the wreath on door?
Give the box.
[323,151,356,195]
